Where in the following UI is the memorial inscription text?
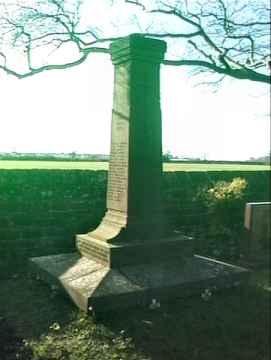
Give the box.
[107,113,129,212]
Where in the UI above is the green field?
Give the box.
[0,160,270,171]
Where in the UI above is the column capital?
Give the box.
[110,34,167,65]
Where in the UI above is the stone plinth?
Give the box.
[75,234,192,268]
[30,253,250,313]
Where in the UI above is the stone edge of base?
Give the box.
[29,253,250,313]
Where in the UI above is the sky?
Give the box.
[0,0,270,161]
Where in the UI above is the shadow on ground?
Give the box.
[0,273,74,337]
[0,267,270,360]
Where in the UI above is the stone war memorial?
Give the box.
[31,34,249,312]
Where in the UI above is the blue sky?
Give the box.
[0,0,270,160]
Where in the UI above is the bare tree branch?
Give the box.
[162,58,270,83]
[0,0,270,85]
[125,0,146,11]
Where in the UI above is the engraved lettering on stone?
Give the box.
[107,111,129,212]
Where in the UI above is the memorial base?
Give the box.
[29,253,250,313]
[76,233,193,267]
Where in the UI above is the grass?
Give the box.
[0,268,270,360]
[0,160,270,171]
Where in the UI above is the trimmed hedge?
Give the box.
[0,169,270,271]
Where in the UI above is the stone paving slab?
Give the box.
[30,253,250,312]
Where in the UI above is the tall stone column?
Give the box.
[106,34,166,242]
[76,34,192,267]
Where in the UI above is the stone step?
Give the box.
[30,253,250,312]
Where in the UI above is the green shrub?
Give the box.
[198,178,248,260]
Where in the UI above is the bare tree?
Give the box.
[0,0,270,84]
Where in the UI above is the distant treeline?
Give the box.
[0,153,109,162]
[163,159,269,165]
[0,152,269,165]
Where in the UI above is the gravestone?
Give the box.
[30,34,249,312]
[242,202,270,267]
